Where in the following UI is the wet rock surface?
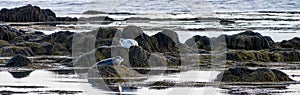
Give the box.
[215,67,294,82]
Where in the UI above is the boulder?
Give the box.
[135,29,181,53]
[185,31,276,50]
[88,65,145,83]
[122,26,144,39]
[95,27,121,47]
[0,25,18,41]
[129,46,180,67]
[226,31,274,50]
[185,35,211,51]
[215,67,293,82]
[5,54,32,67]
[0,5,78,22]
[43,31,74,51]
[74,46,128,67]
[0,5,56,22]
[0,46,34,56]
[279,37,300,50]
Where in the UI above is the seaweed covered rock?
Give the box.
[0,46,34,56]
[226,50,300,62]
[215,67,293,82]
[0,40,9,48]
[15,42,63,55]
[88,65,145,83]
[5,54,32,67]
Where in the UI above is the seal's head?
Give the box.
[113,56,124,65]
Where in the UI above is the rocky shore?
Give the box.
[0,5,299,84]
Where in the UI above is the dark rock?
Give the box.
[84,27,122,47]
[8,70,33,78]
[122,26,144,39]
[226,31,273,50]
[43,31,74,51]
[108,12,135,15]
[1,46,34,56]
[95,46,128,62]
[215,67,293,82]
[219,20,235,25]
[126,17,151,21]
[15,42,58,55]
[185,35,211,51]
[135,29,181,52]
[185,30,276,50]
[96,27,121,40]
[5,54,32,67]
[75,46,128,67]
[78,16,113,21]
[82,10,106,14]
[13,31,45,43]
[0,5,78,22]
[0,5,56,22]
[88,65,145,83]
[56,17,78,21]
[0,25,18,41]
[16,42,46,55]
[129,46,180,68]
[279,37,300,50]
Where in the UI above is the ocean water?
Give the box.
[1,0,300,17]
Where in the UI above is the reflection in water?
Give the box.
[88,79,138,95]
[0,69,299,95]
[8,70,33,78]
[48,69,75,75]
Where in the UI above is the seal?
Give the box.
[119,38,139,48]
[96,56,124,66]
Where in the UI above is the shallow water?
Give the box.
[1,69,300,95]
